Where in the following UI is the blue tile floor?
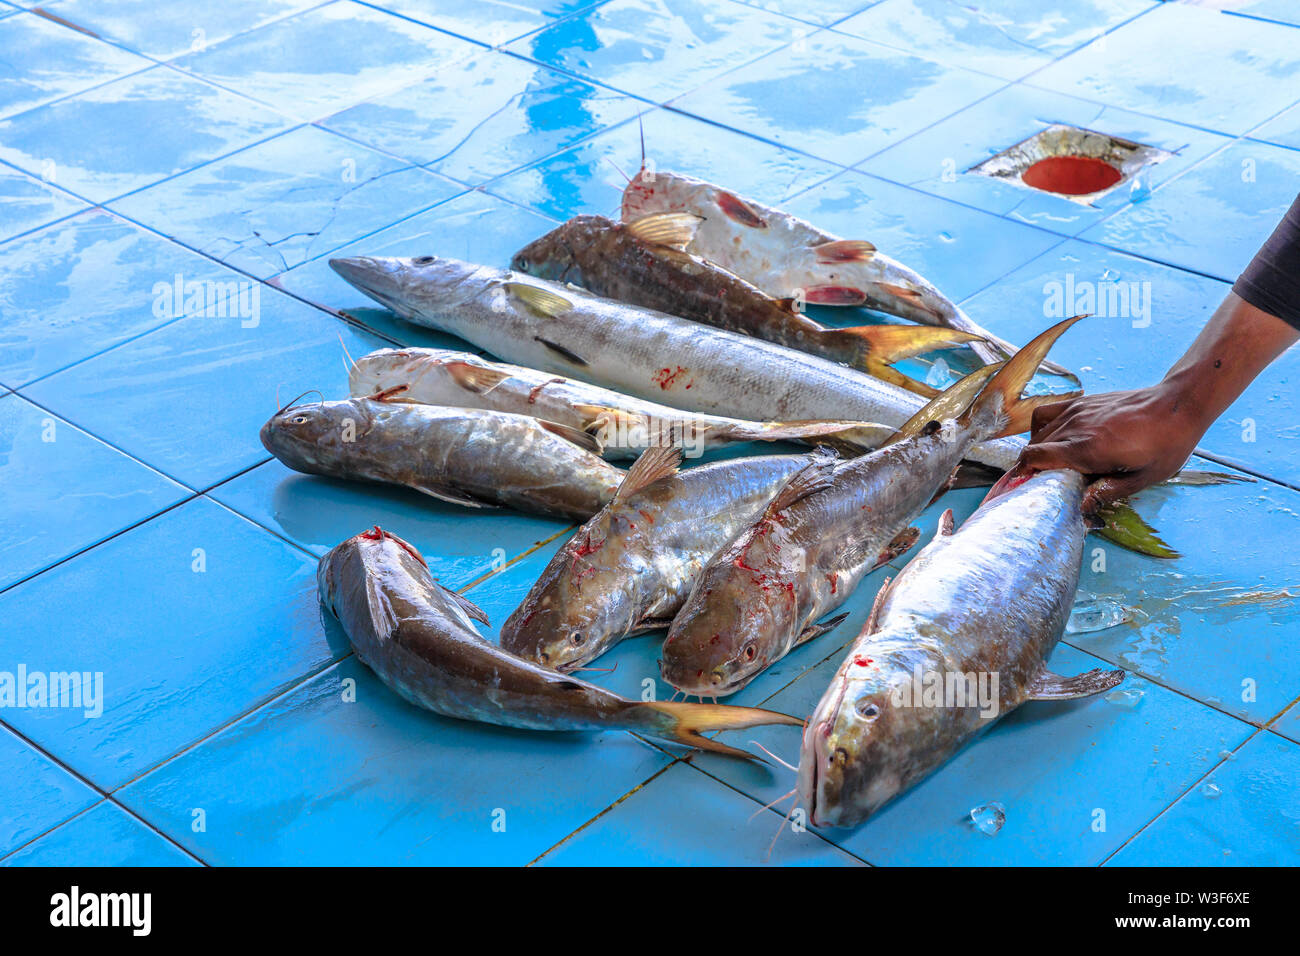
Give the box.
[2,0,1298,866]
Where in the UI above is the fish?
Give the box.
[796,467,1130,827]
[499,445,837,672]
[347,346,888,458]
[661,318,1079,698]
[259,393,623,521]
[326,255,1042,474]
[620,168,1072,376]
[318,526,804,760]
[510,213,982,396]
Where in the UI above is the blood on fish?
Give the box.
[652,366,689,390]
[852,656,873,668]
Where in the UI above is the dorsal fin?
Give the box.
[613,445,682,502]
[506,281,573,318]
[537,419,604,455]
[624,212,703,251]
[1026,665,1125,700]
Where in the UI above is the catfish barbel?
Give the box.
[327,255,1041,473]
[499,446,836,672]
[347,346,883,458]
[260,395,622,520]
[510,213,979,396]
[797,467,1128,827]
[661,318,1079,698]
[620,168,1071,376]
[318,526,803,760]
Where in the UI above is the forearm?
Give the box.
[1157,292,1300,434]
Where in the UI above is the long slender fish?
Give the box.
[499,446,835,672]
[326,255,1041,473]
[796,468,1128,827]
[260,395,622,521]
[661,319,1077,698]
[318,526,803,759]
[347,347,887,458]
[510,214,980,396]
[620,169,1071,376]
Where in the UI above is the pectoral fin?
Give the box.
[795,611,850,647]
[411,483,497,510]
[442,360,511,394]
[1027,665,1125,701]
[507,281,574,318]
[442,586,490,626]
[625,212,703,251]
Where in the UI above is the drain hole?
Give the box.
[1021,156,1122,196]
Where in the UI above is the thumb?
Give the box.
[1081,472,1152,514]
[1016,441,1076,473]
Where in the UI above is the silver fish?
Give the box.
[347,346,885,458]
[318,526,803,760]
[661,319,1081,698]
[499,446,835,672]
[620,168,1071,376]
[260,395,622,521]
[797,468,1127,828]
[327,255,1044,473]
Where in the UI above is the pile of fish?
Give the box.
[263,167,1240,829]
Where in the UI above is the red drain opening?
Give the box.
[1021,156,1122,196]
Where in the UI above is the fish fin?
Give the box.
[532,335,589,367]
[624,212,703,251]
[364,575,400,643]
[881,363,1001,446]
[538,418,603,455]
[872,526,920,569]
[812,239,876,263]
[863,362,940,398]
[1027,665,1126,701]
[826,324,985,396]
[876,281,944,319]
[763,452,838,517]
[613,445,682,502]
[958,314,1086,440]
[1161,469,1254,487]
[937,509,955,536]
[631,615,676,634]
[1092,500,1180,559]
[411,484,498,510]
[862,576,893,636]
[716,190,767,228]
[442,360,511,394]
[803,285,869,306]
[635,701,802,761]
[506,281,574,318]
[443,586,490,626]
[795,610,851,647]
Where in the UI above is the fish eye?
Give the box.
[413,256,434,265]
[569,631,585,646]
[742,643,757,662]
[290,414,309,425]
[516,257,529,270]
[856,699,880,720]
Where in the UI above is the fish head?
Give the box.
[348,347,456,397]
[660,568,795,698]
[510,216,607,283]
[329,255,491,317]
[797,638,942,828]
[260,397,376,477]
[498,516,641,671]
[317,526,427,620]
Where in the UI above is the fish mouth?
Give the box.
[330,257,406,313]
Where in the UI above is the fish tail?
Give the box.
[817,324,986,397]
[628,701,803,761]
[963,314,1087,439]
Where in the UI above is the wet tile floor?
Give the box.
[1,0,1298,866]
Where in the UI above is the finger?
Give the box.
[1029,399,1075,441]
[1081,471,1153,514]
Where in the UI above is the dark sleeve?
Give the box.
[1232,193,1300,331]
